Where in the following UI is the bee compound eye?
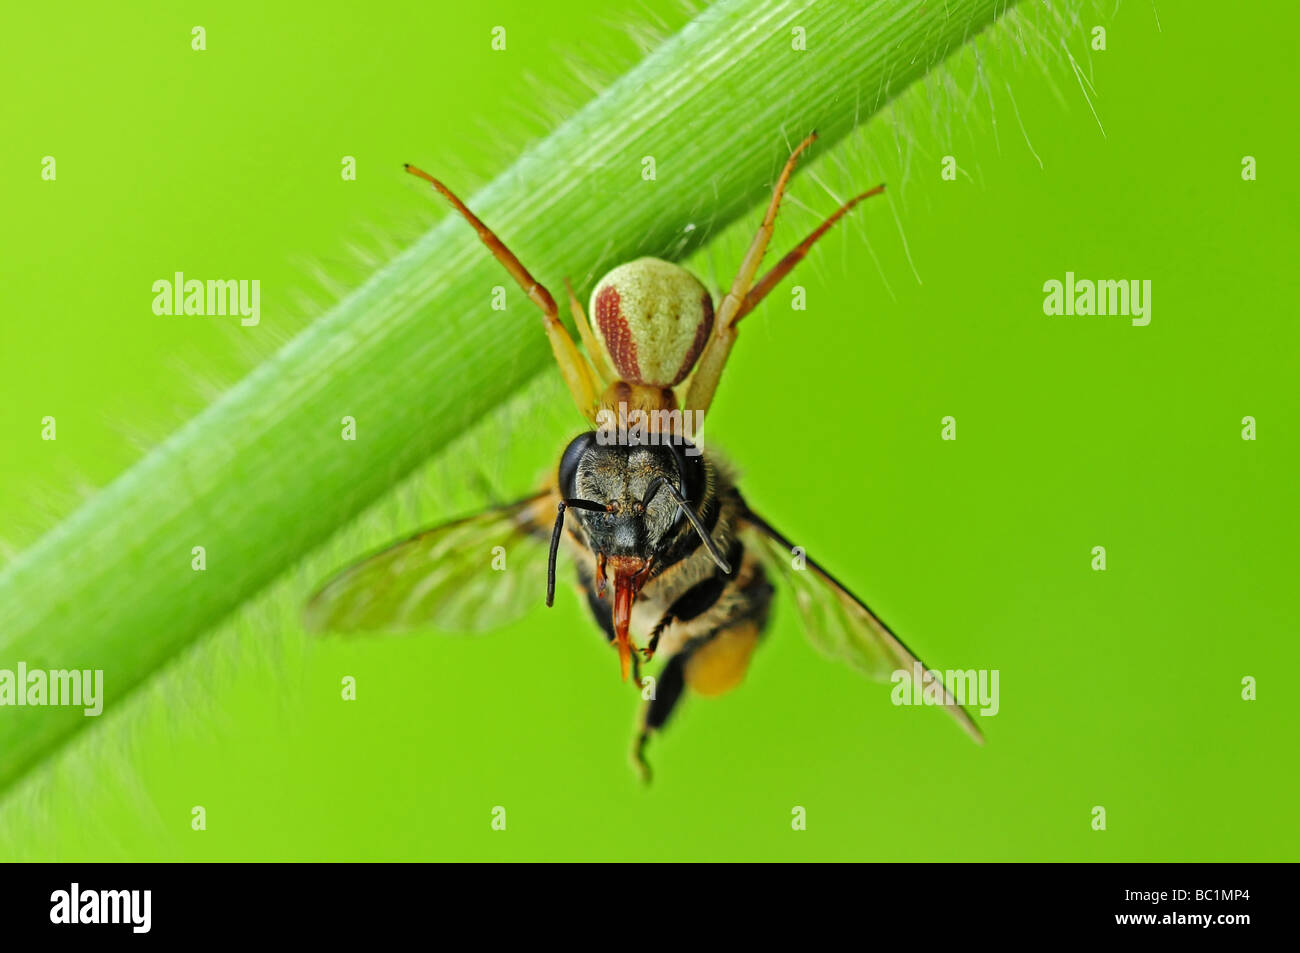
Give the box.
[665,439,706,505]
[558,431,597,499]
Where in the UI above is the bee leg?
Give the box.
[404,165,604,423]
[631,733,653,785]
[642,610,674,662]
[683,622,762,698]
[630,650,689,784]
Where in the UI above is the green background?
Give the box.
[2,0,1296,860]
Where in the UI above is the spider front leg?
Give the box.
[730,183,885,325]
[682,134,885,418]
[405,164,604,422]
[564,277,615,384]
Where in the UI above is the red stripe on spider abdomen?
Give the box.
[595,284,643,383]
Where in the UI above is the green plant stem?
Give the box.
[0,0,1016,792]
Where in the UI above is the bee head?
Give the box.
[589,257,714,387]
[554,431,723,681]
[557,432,705,559]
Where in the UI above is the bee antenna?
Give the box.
[547,503,566,607]
[548,498,609,606]
[643,478,732,575]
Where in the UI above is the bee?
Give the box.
[305,133,983,780]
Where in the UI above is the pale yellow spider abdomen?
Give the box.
[589,257,714,388]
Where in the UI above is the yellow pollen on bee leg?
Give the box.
[685,623,760,697]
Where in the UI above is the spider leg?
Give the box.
[731,184,885,325]
[406,164,602,421]
[564,277,615,385]
[683,132,817,418]
[684,135,883,418]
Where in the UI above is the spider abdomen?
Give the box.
[590,257,714,388]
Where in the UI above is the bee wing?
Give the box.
[304,490,559,634]
[737,499,983,744]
